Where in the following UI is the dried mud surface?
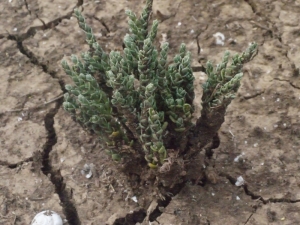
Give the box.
[1,0,300,224]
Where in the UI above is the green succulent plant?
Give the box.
[62,0,257,173]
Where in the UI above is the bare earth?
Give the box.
[1,0,300,224]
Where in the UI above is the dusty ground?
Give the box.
[1,0,300,224]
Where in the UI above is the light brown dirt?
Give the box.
[1,0,300,224]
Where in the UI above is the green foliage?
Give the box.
[62,0,257,169]
[202,43,257,109]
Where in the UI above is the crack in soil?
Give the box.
[244,211,255,225]
[113,209,146,225]
[148,182,186,223]
[42,101,81,225]
[6,27,82,225]
[24,0,31,15]
[220,172,300,205]
[1,11,73,42]
[4,38,80,224]
[243,0,257,14]
[241,90,265,101]
[274,78,300,90]
[6,37,66,93]
[195,24,208,56]
[0,0,84,42]
[93,16,110,33]
[4,2,87,223]
[111,182,186,225]
[0,157,33,169]
[244,184,300,204]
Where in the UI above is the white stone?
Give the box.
[235,176,245,186]
[131,196,138,203]
[31,210,63,225]
[213,32,225,46]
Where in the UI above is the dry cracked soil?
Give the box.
[1,0,300,224]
